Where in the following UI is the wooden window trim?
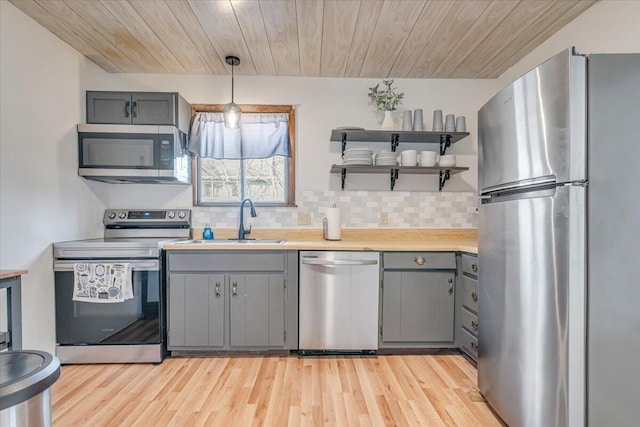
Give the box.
[191,104,296,207]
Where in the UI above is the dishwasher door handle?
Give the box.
[301,258,378,266]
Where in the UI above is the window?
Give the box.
[189,105,295,206]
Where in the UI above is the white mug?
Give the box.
[420,151,437,167]
[400,150,417,167]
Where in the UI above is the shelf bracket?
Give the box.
[340,168,347,190]
[439,169,451,191]
[391,133,400,152]
[390,169,399,190]
[341,133,347,158]
[439,134,452,155]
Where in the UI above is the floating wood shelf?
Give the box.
[330,164,469,191]
[330,129,470,156]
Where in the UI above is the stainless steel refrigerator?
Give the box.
[478,48,640,427]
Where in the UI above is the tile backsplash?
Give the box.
[192,190,477,229]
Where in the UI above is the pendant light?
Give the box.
[223,55,241,129]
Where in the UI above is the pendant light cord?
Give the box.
[231,62,235,103]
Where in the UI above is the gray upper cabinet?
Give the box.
[380,252,457,348]
[86,91,192,133]
[86,91,132,124]
[166,251,298,352]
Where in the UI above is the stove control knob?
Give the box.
[178,211,186,219]
[167,211,176,219]
[108,212,116,219]
[118,212,126,219]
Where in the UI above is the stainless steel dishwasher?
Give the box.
[299,251,380,354]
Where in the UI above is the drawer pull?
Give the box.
[414,256,426,265]
[215,282,221,298]
[471,320,478,331]
[471,291,478,303]
[448,278,454,295]
[232,281,238,298]
[471,342,478,351]
[472,263,478,273]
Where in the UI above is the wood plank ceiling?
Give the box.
[11,0,597,79]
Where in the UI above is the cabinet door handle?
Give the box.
[448,278,454,295]
[132,101,137,118]
[471,320,478,331]
[124,100,130,118]
[232,281,238,298]
[472,263,478,273]
[414,256,426,265]
[471,291,478,303]
[215,282,221,298]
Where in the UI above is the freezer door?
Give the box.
[478,185,585,427]
[478,49,586,193]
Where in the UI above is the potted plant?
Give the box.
[368,79,404,130]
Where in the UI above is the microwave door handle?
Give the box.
[124,101,130,118]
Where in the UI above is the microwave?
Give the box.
[77,124,191,184]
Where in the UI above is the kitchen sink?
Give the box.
[232,239,286,244]
[176,239,286,245]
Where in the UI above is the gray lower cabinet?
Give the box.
[380,252,457,348]
[457,252,479,361]
[166,251,298,352]
[86,91,191,132]
[229,273,284,347]
[168,273,224,347]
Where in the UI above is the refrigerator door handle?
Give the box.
[481,175,556,196]
[482,186,558,204]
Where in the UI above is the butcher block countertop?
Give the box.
[163,228,478,254]
[0,270,28,280]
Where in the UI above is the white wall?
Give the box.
[82,72,495,199]
[80,67,495,231]
[497,0,640,89]
[0,1,106,353]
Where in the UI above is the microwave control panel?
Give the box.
[159,139,173,168]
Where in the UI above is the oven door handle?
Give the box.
[53,260,160,272]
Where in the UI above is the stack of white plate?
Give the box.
[343,148,373,165]
[375,151,398,166]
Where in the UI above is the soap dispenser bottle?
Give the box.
[202,225,214,240]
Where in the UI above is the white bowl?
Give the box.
[439,155,456,167]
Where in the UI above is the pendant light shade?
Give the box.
[224,55,241,129]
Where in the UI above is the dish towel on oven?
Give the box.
[73,263,133,303]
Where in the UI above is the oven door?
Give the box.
[53,259,162,345]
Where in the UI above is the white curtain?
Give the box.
[188,112,290,159]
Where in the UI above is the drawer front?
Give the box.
[461,307,478,337]
[169,252,285,272]
[461,275,478,314]
[461,253,479,277]
[460,328,478,360]
[383,252,456,270]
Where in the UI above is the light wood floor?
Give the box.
[51,354,505,426]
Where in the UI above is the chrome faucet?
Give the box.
[238,198,257,240]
